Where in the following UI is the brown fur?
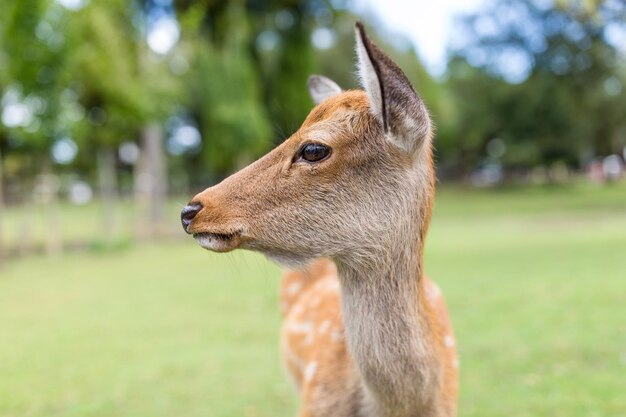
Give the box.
[279,260,457,417]
[184,24,458,417]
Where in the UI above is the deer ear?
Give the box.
[354,22,432,154]
[307,75,342,105]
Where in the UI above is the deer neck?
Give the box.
[336,199,441,416]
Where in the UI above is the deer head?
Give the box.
[182,23,435,268]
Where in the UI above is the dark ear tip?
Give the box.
[355,21,366,38]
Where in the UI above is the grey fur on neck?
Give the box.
[335,195,443,417]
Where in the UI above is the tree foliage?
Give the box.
[445,0,626,174]
[0,0,624,190]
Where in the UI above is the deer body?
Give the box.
[281,259,457,417]
[182,23,458,417]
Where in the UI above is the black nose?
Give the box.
[181,203,202,232]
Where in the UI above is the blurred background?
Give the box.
[0,0,624,416]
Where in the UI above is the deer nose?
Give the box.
[181,202,203,232]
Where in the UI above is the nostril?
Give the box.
[181,203,203,231]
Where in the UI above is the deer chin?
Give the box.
[260,249,318,269]
[193,231,242,253]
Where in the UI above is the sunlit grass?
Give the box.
[429,183,626,417]
[1,183,625,417]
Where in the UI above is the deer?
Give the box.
[181,22,458,417]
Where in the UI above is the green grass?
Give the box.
[429,184,626,416]
[1,183,625,417]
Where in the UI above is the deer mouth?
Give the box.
[193,231,243,253]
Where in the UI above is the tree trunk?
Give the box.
[97,148,119,246]
[0,150,4,268]
[18,180,34,257]
[40,161,63,256]
[134,124,167,239]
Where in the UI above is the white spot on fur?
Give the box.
[319,320,331,334]
[324,278,340,290]
[286,281,303,296]
[287,320,314,345]
[288,320,313,334]
[293,303,303,315]
[444,335,455,348]
[331,330,344,342]
[304,361,318,381]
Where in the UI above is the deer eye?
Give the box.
[299,143,331,163]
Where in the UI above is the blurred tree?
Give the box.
[0,149,4,267]
[0,0,79,254]
[0,0,183,248]
[446,0,626,177]
[0,5,5,263]
[176,0,444,182]
[0,0,450,259]
[253,2,316,139]
[68,0,181,241]
[176,0,271,184]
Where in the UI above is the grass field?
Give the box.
[1,183,625,417]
